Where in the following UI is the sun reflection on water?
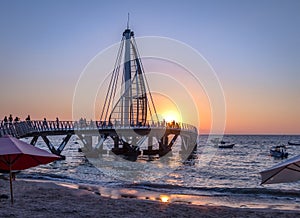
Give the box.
[160,195,170,203]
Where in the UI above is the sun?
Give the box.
[151,92,183,123]
[162,110,181,123]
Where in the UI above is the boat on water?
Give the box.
[218,143,235,149]
[288,140,300,146]
[211,138,235,148]
[270,145,288,158]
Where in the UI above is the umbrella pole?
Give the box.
[9,167,13,205]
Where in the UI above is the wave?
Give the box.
[19,172,76,183]
[18,172,119,187]
[123,182,300,198]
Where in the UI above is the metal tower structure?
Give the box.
[100,27,159,127]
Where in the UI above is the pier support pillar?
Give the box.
[113,136,120,149]
[147,137,153,151]
[40,135,70,159]
[30,136,39,146]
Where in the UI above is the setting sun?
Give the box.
[162,110,181,122]
[150,92,183,123]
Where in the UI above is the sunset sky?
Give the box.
[0,0,299,134]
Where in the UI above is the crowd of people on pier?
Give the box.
[1,114,32,124]
[2,114,19,124]
[1,115,59,125]
[0,115,60,130]
[1,115,182,129]
[1,115,194,135]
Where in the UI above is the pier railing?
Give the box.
[0,120,198,138]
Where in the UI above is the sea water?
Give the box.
[20,135,300,210]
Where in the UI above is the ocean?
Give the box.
[19,135,300,210]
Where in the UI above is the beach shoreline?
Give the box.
[1,179,300,218]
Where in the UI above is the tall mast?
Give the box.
[100,20,159,127]
[123,27,132,126]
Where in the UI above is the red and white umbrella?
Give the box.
[0,135,59,204]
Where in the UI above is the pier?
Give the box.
[0,120,197,158]
[0,26,198,160]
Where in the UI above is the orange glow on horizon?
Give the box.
[151,93,182,123]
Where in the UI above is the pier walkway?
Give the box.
[0,120,198,158]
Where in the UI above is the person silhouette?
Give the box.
[43,118,48,128]
[3,116,8,124]
[25,115,31,121]
[8,114,13,124]
[56,117,59,129]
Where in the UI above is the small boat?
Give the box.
[218,143,235,149]
[288,140,300,146]
[270,145,288,158]
[211,138,235,148]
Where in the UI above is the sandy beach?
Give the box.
[0,178,299,218]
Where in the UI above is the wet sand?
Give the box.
[0,179,299,218]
